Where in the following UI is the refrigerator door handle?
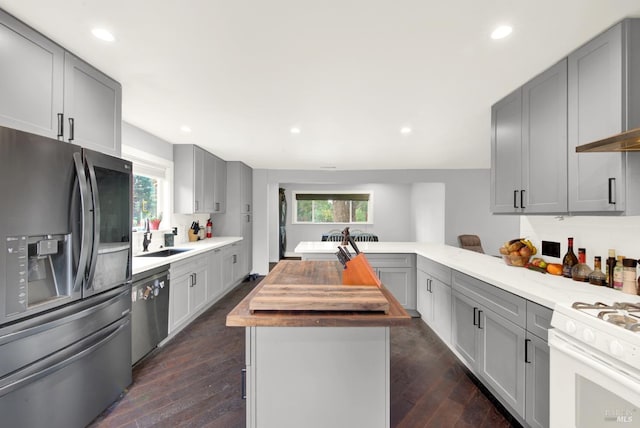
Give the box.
[73,153,93,292]
[84,155,101,289]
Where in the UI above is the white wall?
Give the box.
[521,215,640,265]
[252,168,518,274]
[411,183,445,243]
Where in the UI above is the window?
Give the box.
[293,192,372,224]
[123,147,172,231]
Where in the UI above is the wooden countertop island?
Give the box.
[226,260,410,428]
[226,260,410,327]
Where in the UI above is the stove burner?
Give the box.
[572,302,610,310]
[573,301,640,333]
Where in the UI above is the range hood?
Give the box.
[575,127,640,152]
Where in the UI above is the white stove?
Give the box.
[549,300,640,427]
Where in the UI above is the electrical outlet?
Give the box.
[541,241,560,258]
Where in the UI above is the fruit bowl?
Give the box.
[502,254,531,267]
[499,238,536,267]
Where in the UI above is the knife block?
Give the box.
[342,254,381,287]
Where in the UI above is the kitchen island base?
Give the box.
[245,326,389,428]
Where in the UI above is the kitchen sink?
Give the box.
[135,248,193,257]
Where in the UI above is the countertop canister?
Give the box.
[622,258,637,295]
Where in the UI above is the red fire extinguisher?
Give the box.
[206,218,212,238]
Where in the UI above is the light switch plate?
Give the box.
[541,241,560,258]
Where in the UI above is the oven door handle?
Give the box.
[549,330,640,389]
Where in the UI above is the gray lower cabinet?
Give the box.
[169,254,209,334]
[417,257,452,344]
[452,272,530,425]
[525,331,550,428]
[525,301,552,428]
[368,254,416,311]
[207,247,224,302]
[478,304,526,417]
[0,9,122,156]
[452,290,481,367]
[168,243,243,338]
[491,59,567,214]
[223,242,244,288]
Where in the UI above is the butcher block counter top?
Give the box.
[226,260,411,327]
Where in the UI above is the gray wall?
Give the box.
[252,168,519,274]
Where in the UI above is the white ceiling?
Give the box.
[2,1,640,170]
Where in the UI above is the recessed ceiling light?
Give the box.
[91,28,115,42]
[290,127,301,134]
[400,126,412,135]
[180,125,192,133]
[491,25,513,40]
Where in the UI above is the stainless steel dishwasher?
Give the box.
[131,265,170,365]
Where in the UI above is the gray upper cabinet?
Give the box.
[212,155,227,214]
[568,19,640,212]
[202,151,216,213]
[174,144,227,214]
[491,59,568,213]
[174,145,206,214]
[63,53,122,156]
[522,59,568,213]
[0,10,122,156]
[0,11,63,138]
[491,88,522,213]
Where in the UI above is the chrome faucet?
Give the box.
[142,232,152,252]
[142,219,152,252]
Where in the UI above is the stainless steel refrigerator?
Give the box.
[0,126,133,427]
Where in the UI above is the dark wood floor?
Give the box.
[90,277,517,428]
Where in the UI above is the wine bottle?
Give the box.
[562,237,578,278]
[606,249,616,288]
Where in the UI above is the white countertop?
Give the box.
[294,241,640,309]
[132,237,242,275]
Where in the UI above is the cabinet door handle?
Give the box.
[477,310,483,329]
[473,307,478,326]
[608,178,616,204]
[525,338,531,363]
[68,117,75,141]
[193,272,197,286]
[195,200,199,211]
[57,113,64,139]
[513,190,519,209]
[246,204,251,212]
[246,214,251,223]
[233,255,237,264]
[215,202,220,211]
[241,368,247,399]
[520,190,525,209]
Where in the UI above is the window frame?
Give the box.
[122,146,173,231]
[291,190,374,225]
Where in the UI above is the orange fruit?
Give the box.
[546,263,563,275]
